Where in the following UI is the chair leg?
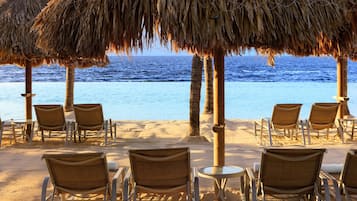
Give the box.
[104,120,108,145]
[267,120,273,146]
[41,130,44,142]
[0,121,3,147]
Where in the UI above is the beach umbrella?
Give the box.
[0,0,108,139]
[32,0,356,170]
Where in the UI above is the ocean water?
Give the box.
[0,56,357,120]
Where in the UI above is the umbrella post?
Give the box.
[337,56,349,118]
[213,48,225,167]
[25,61,32,141]
[213,48,225,200]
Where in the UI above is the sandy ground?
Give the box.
[0,114,356,201]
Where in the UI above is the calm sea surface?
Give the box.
[0,56,357,120]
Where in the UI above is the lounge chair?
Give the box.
[41,152,125,201]
[0,118,33,146]
[254,104,303,146]
[123,147,199,201]
[73,104,116,145]
[34,104,71,143]
[244,148,329,201]
[322,149,357,201]
[303,103,341,144]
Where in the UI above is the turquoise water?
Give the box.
[1,81,356,120]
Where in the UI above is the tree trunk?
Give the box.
[64,66,75,112]
[189,55,203,136]
[203,56,213,114]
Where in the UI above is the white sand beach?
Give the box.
[0,116,356,201]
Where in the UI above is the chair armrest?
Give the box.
[245,168,257,201]
[123,168,132,201]
[41,176,50,201]
[320,170,342,201]
[191,167,200,201]
[111,167,125,201]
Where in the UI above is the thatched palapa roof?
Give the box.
[33,0,156,61]
[156,0,356,57]
[0,0,108,67]
[0,0,49,66]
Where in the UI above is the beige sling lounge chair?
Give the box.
[304,103,341,144]
[41,152,125,201]
[254,104,303,146]
[123,147,199,201]
[73,104,116,145]
[34,104,71,143]
[244,148,329,201]
[322,149,357,201]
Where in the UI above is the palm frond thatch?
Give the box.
[0,0,49,66]
[33,0,356,59]
[0,0,108,67]
[33,0,156,61]
[156,0,355,57]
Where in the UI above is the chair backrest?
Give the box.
[271,104,302,129]
[42,152,110,195]
[259,148,325,195]
[129,147,190,193]
[308,103,339,130]
[34,105,66,131]
[341,149,357,191]
[73,104,104,130]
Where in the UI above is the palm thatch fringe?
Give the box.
[0,0,49,66]
[33,0,356,59]
[0,0,108,67]
[156,0,356,57]
[33,0,156,61]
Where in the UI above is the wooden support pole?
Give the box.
[337,56,349,118]
[213,48,225,167]
[25,60,32,140]
[64,66,75,112]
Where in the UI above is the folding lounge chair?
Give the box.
[41,152,125,201]
[34,104,71,143]
[123,147,200,201]
[304,103,341,144]
[244,148,329,201]
[73,104,116,145]
[322,149,357,201]
[254,104,303,146]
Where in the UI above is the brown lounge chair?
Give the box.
[322,149,357,201]
[303,102,341,144]
[254,104,303,146]
[73,104,116,145]
[34,104,71,143]
[123,147,199,201]
[244,148,329,201]
[41,152,125,201]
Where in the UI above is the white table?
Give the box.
[198,166,245,200]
